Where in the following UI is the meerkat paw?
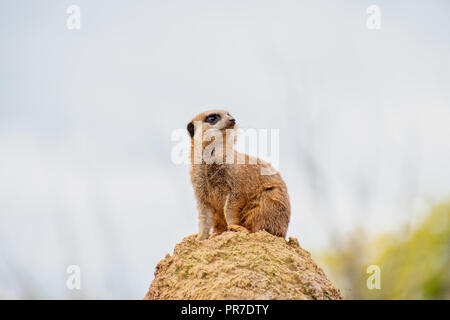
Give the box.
[227,225,250,233]
[196,232,210,241]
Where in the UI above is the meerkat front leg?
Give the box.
[224,193,238,225]
[197,203,213,240]
[224,193,249,233]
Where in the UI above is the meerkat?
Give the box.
[187,110,290,240]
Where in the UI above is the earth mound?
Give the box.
[144,231,343,300]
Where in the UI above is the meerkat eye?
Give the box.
[205,114,220,124]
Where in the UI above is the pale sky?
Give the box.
[0,0,449,298]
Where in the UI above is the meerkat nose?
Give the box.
[229,118,236,124]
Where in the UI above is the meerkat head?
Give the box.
[187,109,236,139]
[187,110,237,164]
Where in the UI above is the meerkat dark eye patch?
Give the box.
[187,121,195,138]
[204,114,220,124]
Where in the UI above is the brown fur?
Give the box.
[187,110,291,240]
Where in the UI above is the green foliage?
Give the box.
[316,202,450,299]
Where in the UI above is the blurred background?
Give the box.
[0,0,449,299]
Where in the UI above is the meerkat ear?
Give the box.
[187,121,195,138]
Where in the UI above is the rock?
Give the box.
[144,231,343,300]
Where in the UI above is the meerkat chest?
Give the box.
[206,164,232,201]
[192,164,233,209]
